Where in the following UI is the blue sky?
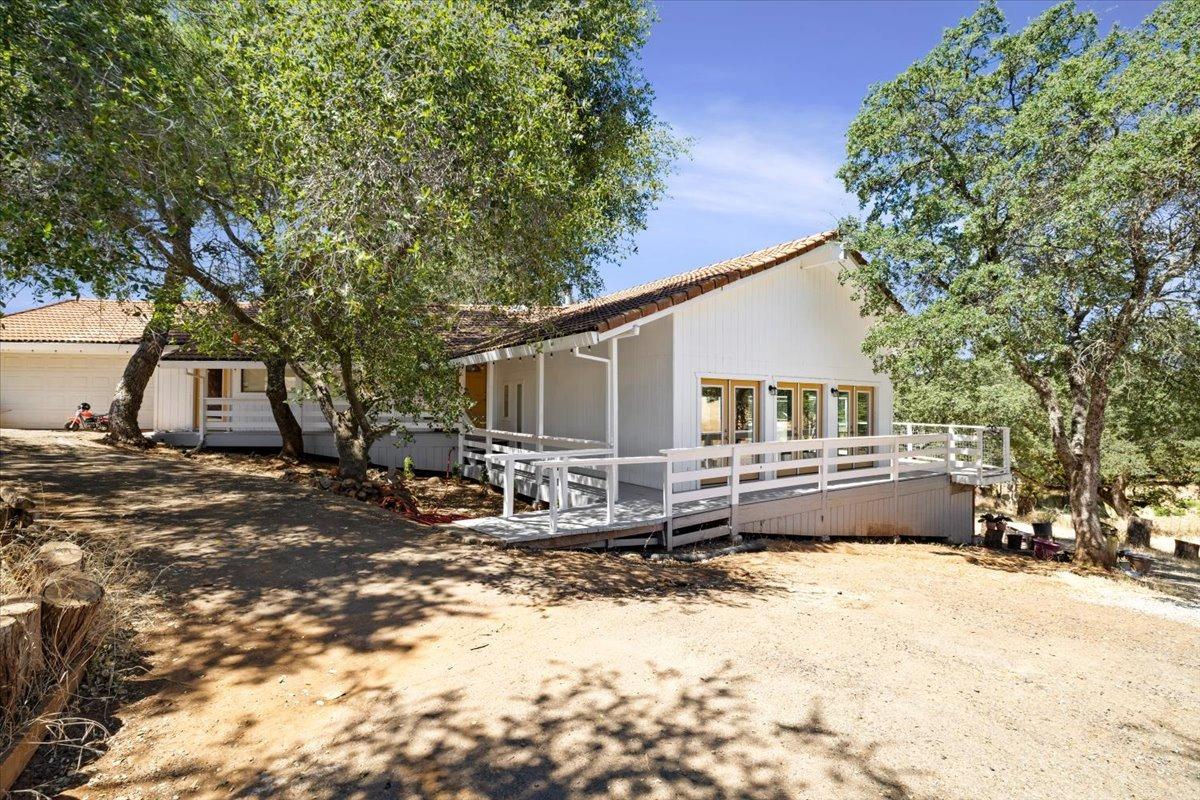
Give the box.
[2,0,1157,313]
[610,0,1157,293]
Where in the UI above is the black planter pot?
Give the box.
[1032,521,1054,538]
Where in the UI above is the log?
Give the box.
[0,597,43,707]
[40,575,104,669]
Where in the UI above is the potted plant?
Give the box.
[1031,511,1056,540]
[978,513,1011,549]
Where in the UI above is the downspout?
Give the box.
[570,347,612,446]
[571,325,640,452]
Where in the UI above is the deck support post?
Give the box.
[662,459,674,549]
[503,459,515,517]
[605,464,616,523]
[548,467,559,534]
[975,430,984,483]
[944,430,954,473]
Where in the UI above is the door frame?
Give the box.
[835,384,875,468]
[775,381,824,476]
[698,377,762,484]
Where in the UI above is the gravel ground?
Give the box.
[2,429,1197,800]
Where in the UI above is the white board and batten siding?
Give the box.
[302,430,457,474]
[671,243,894,449]
[487,343,608,441]
[737,475,975,544]
[616,315,673,488]
[0,352,157,429]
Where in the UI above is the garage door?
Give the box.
[0,353,156,429]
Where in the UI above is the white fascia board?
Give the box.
[158,359,267,369]
[452,330,601,366]
[0,341,140,355]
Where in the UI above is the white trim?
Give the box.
[159,359,267,370]
[452,331,600,366]
[0,341,142,355]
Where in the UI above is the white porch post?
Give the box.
[609,338,618,454]
[485,361,496,429]
[536,352,545,446]
[609,338,619,501]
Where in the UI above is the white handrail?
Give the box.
[476,426,1011,539]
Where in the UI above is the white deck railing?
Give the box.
[201,397,330,435]
[199,397,439,437]
[459,427,613,516]
[518,424,1011,536]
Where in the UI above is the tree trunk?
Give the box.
[1101,473,1135,520]
[105,323,169,447]
[265,357,304,461]
[1068,454,1114,567]
[106,255,185,447]
[332,419,371,481]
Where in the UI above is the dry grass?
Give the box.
[1,482,160,797]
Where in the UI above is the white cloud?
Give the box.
[664,103,857,227]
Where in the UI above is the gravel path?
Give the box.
[3,429,1197,800]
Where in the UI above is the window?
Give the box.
[515,383,524,433]
[240,368,268,393]
[503,384,510,418]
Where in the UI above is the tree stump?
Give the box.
[1126,517,1153,548]
[1175,539,1200,561]
[0,617,20,716]
[0,485,36,531]
[0,596,43,674]
[33,541,83,587]
[40,575,104,668]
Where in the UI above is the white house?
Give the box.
[1,231,1011,549]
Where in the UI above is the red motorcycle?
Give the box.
[65,402,110,432]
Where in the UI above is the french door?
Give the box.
[775,382,823,476]
[835,385,875,467]
[700,378,759,483]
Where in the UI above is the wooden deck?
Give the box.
[454,467,978,549]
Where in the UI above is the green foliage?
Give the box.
[1,0,208,302]
[186,0,676,449]
[838,0,1200,561]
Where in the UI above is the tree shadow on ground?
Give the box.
[206,662,938,800]
[926,546,1071,576]
[2,436,786,709]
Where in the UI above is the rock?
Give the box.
[317,476,332,490]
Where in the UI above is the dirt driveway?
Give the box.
[2,430,1197,800]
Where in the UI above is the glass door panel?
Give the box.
[855,389,873,437]
[732,382,758,481]
[700,382,727,447]
[700,380,728,486]
[800,387,821,439]
[776,388,795,441]
[836,385,874,468]
[732,384,757,444]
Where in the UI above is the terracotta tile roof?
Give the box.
[457,230,839,355]
[0,298,153,343]
[4,231,841,357]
